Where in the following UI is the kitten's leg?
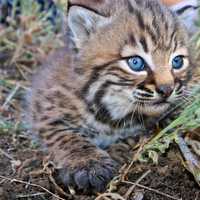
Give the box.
[43,131,117,193]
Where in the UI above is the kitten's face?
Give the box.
[68,0,191,120]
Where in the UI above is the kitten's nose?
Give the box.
[156,84,173,98]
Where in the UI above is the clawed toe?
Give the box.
[53,157,118,193]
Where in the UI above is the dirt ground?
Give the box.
[0,130,200,200]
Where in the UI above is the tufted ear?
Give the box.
[168,0,199,35]
[68,6,107,48]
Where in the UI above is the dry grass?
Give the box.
[0,0,66,134]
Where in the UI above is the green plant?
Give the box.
[138,85,200,185]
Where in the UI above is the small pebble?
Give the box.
[132,191,144,200]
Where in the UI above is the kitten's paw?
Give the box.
[53,154,118,193]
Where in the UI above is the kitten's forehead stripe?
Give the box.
[125,0,184,51]
[166,29,176,50]
[134,0,143,6]
[173,39,178,52]
[129,34,136,46]
[145,24,157,45]
[127,0,134,13]
[135,9,145,30]
[165,21,168,33]
[140,36,148,53]
[152,17,160,38]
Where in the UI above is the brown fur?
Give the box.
[27,0,192,193]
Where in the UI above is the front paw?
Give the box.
[53,153,118,193]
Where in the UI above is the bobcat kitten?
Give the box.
[27,0,192,193]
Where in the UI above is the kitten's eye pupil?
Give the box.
[172,56,184,69]
[127,56,145,72]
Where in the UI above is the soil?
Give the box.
[0,132,199,200]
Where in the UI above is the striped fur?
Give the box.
[27,0,193,193]
[68,0,199,35]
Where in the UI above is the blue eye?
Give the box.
[172,56,184,70]
[127,56,145,72]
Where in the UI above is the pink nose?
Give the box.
[156,84,173,98]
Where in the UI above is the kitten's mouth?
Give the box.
[137,99,170,116]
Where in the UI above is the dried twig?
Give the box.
[0,148,21,174]
[122,137,149,180]
[16,63,28,81]
[0,175,65,200]
[1,83,20,109]
[11,35,24,64]
[123,181,182,200]
[16,192,45,198]
[43,161,72,198]
[176,135,200,186]
[0,148,14,160]
[195,192,199,200]
[124,170,151,199]
[95,193,126,200]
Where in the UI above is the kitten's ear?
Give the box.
[168,0,198,35]
[68,6,107,48]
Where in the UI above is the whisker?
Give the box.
[130,102,138,127]
[134,100,152,104]
[173,95,193,105]
[182,96,193,104]
[157,101,184,122]
[137,102,145,129]
[133,94,157,100]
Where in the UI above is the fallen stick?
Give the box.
[1,83,20,109]
[95,192,126,200]
[124,170,151,199]
[122,180,182,200]
[0,148,14,160]
[0,175,66,200]
[16,192,45,198]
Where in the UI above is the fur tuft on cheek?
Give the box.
[102,86,135,120]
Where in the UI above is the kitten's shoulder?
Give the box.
[31,47,76,89]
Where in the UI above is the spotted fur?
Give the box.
[27,0,193,193]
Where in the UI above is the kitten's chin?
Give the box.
[140,103,170,117]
